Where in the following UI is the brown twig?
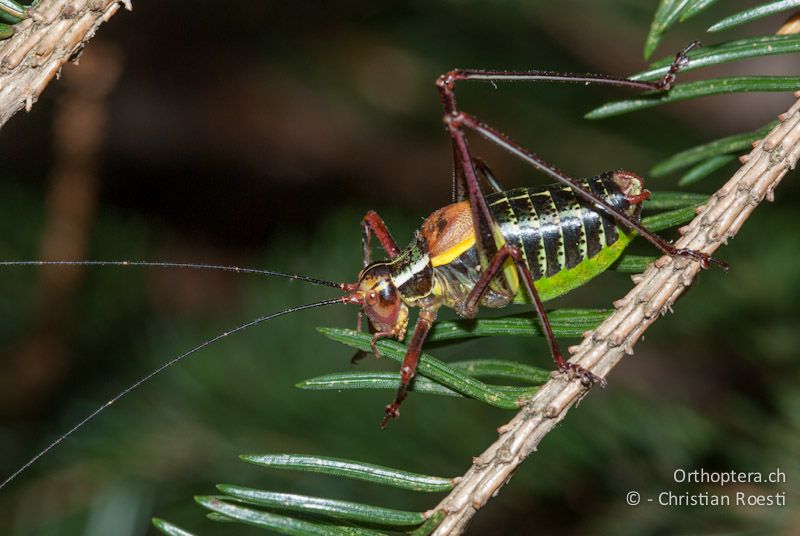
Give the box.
[430,93,800,535]
[0,0,129,128]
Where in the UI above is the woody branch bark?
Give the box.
[431,93,800,535]
[0,0,128,128]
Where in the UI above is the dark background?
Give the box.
[0,1,798,534]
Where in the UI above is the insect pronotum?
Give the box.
[0,41,726,490]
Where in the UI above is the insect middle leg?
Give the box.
[462,244,603,386]
[380,306,437,429]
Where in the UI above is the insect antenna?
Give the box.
[0,296,347,491]
[0,260,343,288]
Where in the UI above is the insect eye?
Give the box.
[366,291,379,305]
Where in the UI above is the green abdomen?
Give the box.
[486,174,638,303]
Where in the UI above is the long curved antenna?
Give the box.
[0,260,342,288]
[0,296,346,491]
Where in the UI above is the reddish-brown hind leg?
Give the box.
[437,41,727,271]
[462,244,605,387]
[436,42,701,113]
[380,307,438,429]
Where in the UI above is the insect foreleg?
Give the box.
[380,306,438,429]
[352,211,403,364]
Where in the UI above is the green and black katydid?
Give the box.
[0,42,726,488]
[353,40,725,427]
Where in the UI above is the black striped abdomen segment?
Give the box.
[487,173,631,279]
[487,191,544,280]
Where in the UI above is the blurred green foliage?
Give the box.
[0,1,798,534]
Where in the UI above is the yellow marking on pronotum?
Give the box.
[430,235,476,267]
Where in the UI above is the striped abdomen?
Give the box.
[486,172,639,281]
[427,172,641,310]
